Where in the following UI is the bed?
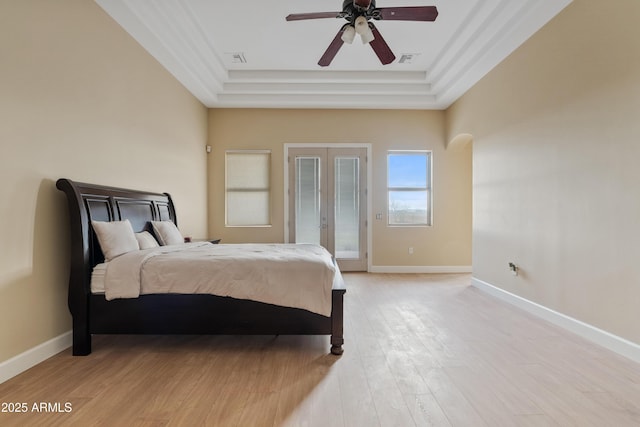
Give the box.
[56,178,345,356]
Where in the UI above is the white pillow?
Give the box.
[151,220,184,246]
[135,231,159,249]
[91,219,139,261]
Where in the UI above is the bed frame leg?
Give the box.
[72,320,91,356]
[330,343,344,355]
[330,289,345,355]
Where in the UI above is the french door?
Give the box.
[288,147,367,271]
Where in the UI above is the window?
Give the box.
[225,150,271,226]
[387,151,431,226]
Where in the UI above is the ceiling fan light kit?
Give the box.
[341,25,356,44]
[286,0,438,67]
[354,16,375,44]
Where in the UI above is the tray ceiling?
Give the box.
[96,0,572,109]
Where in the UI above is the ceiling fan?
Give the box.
[286,0,438,67]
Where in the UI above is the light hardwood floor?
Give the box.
[1,273,639,426]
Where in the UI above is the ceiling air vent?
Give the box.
[398,54,416,64]
[227,52,247,64]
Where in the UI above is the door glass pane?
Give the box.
[295,157,321,244]
[335,157,359,259]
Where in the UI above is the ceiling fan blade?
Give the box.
[368,23,396,65]
[286,12,342,21]
[318,27,347,67]
[375,6,439,21]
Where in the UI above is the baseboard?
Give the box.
[0,331,72,384]
[471,277,640,363]
[369,265,472,274]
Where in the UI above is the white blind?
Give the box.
[225,151,271,226]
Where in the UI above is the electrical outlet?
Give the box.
[408,247,414,255]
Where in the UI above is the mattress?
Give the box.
[91,262,107,293]
[90,242,338,316]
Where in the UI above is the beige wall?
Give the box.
[0,0,208,362]
[208,109,472,268]
[446,0,640,343]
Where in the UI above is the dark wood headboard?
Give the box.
[56,178,177,297]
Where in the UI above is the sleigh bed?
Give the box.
[56,178,345,356]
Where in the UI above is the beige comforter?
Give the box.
[102,242,336,316]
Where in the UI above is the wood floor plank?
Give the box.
[335,345,379,427]
[403,392,452,427]
[512,413,558,426]
[1,273,639,426]
[443,365,522,426]
[422,367,488,427]
[237,392,281,427]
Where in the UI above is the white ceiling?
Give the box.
[96,0,572,110]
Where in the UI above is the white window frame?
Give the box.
[225,150,272,227]
[387,150,432,227]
